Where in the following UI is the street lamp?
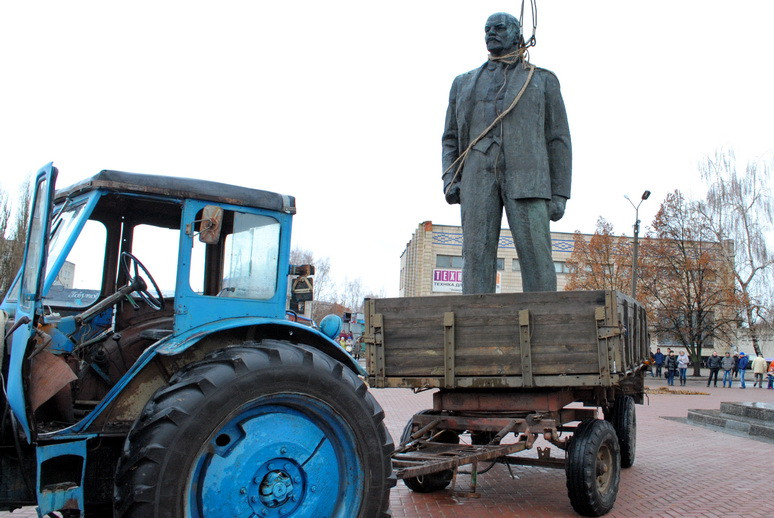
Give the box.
[625,190,651,300]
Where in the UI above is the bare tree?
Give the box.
[0,178,32,300]
[338,278,366,314]
[696,150,773,356]
[565,217,632,293]
[639,190,738,375]
[289,247,335,302]
[290,247,385,320]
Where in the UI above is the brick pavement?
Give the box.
[380,373,774,518]
[3,373,772,517]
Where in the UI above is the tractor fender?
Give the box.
[155,317,365,376]
[64,317,365,435]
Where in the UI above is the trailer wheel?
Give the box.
[400,411,458,493]
[611,396,636,468]
[565,419,620,517]
[114,341,394,518]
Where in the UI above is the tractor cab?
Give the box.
[0,164,389,518]
[2,165,352,441]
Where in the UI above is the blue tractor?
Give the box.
[0,164,394,517]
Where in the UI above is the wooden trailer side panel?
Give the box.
[365,290,648,389]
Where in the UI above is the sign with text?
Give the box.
[432,269,500,293]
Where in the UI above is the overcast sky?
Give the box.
[1,1,772,297]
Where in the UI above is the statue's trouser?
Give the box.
[460,145,556,294]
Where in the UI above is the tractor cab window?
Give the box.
[44,219,106,308]
[131,224,180,298]
[189,209,280,300]
[220,213,280,299]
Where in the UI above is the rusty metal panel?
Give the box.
[595,303,613,388]
[443,312,456,389]
[519,309,533,388]
[379,373,608,390]
[433,389,575,413]
[365,300,386,387]
[393,441,529,479]
[29,350,77,412]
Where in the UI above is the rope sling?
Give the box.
[444,0,538,197]
[443,48,536,196]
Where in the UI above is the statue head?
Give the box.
[484,12,521,56]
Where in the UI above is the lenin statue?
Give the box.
[442,12,571,294]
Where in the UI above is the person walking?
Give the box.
[706,351,722,387]
[676,351,690,386]
[721,351,735,388]
[665,351,678,386]
[767,360,774,390]
[653,348,665,377]
[737,352,750,388]
[751,353,768,388]
[732,353,740,378]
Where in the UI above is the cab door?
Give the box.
[6,163,57,440]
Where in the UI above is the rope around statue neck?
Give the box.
[443,51,536,196]
[488,47,529,66]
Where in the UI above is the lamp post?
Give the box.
[625,190,651,300]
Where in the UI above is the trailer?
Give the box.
[364,290,648,516]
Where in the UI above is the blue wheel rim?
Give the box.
[186,393,364,517]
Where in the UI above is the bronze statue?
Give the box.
[442,12,571,293]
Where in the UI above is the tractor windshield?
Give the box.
[43,200,104,308]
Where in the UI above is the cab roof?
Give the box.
[55,170,296,214]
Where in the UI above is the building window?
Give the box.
[554,261,569,274]
[512,258,521,272]
[496,258,505,271]
[436,254,463,269]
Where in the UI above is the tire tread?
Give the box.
[114,341,393,517]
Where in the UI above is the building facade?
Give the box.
[399,221,576,297]
[397,221,770,358]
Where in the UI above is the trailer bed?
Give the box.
[364,290,648,390]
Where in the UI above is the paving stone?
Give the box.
[2,375,772,517]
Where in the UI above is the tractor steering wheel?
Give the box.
[120,252,165,311]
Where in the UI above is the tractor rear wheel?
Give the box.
[114,341,394,518]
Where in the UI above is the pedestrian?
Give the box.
[767,360,774,390]
[676,351,690,386]
[721,351,735,388]
[732,353,739,378]
[737,352,750,388]
[751,353,768,388]
[665,351,678,386]
[654,347,665,377]
[706,351,722,387]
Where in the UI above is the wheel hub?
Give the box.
[260,470,294,507]
[188,394,365,517]
[249,458,304,516]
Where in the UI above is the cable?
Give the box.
[519,0,538,48]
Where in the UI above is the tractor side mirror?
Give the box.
[187,205,224,244]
